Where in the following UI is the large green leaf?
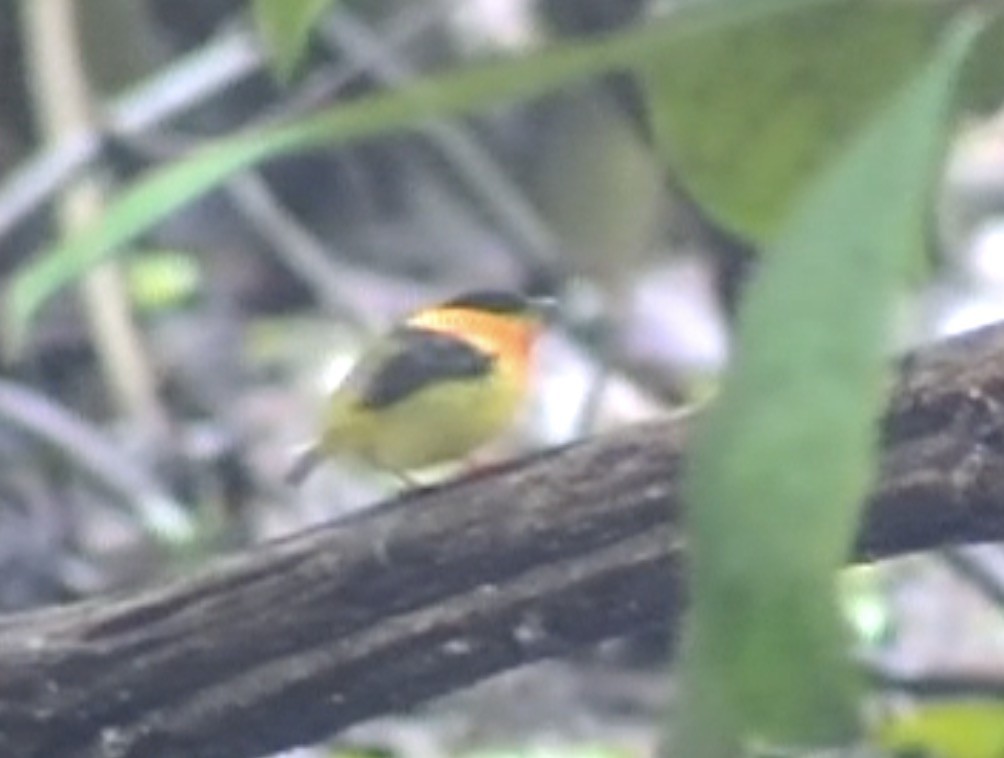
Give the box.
[4,0,839,355]
[676,13,984,755]
[644,0,949,244]
[253,0,338,82]
[644,1,1004,246]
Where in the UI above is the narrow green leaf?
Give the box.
[3,0,839,355]
[253,0,336,82]
[676,13,984,756]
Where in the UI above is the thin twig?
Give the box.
[0,26,261,241]
[867,660,1004,698]
[321,7,563,272]
[225,174,433,330]
[251,0,462,129]
[0,378,192,542]
[20,0,168,439]
[941,546,1004,612]
[115,9,450,159]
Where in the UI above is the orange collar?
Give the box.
[406,307,537,374]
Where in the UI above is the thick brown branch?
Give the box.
[4,324,1004,757]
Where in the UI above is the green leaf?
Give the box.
[127,250,203,312]
[534,92,666,289]
[676,13,984,756]
[3,0,839,356]
[643,1,953,243]
[253,0,337,82]
[875,700,1004,758]
[963,12,1004,114]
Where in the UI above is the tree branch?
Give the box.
[4,323,1004,757]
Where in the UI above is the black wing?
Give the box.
[357,326,494,409]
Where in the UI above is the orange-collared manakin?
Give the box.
[287,290,550,483]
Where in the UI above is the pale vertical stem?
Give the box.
[20,0,168,438]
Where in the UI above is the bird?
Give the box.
[286,289,551,485]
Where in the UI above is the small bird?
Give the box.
[287,290,550,484]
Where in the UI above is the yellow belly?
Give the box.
[321,369,523,471]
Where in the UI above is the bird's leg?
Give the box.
[386,466,420,488]
[457,450,506,479]
[285,444,322,486]
[360,453,419,489]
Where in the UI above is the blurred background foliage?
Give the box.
[4,0,1004,756]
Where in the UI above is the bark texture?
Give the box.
[4,324,1004,757]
